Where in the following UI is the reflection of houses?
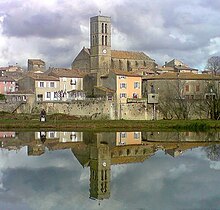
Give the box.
[72,132,155,201]
[116,132,142,145]
[2,131,220,201]
[0,131,16,138]
[35,131,83,143]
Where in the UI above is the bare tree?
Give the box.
[206,56,220,75]
[158,80,194,119]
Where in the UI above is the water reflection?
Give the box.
[0,131,220,203]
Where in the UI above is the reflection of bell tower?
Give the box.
[89,141,111,200]
[90,15,111,86]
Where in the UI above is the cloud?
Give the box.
[0,0,220,69]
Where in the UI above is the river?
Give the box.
[0,131,219,210]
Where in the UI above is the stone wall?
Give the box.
[10,99,148,120]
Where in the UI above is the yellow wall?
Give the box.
[116,75,142,103]
[116,132,142,145]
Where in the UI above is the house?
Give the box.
[27,59,46,72]
[142,72,220,119]
[96,69,142,104]
[18,72,60,101]
[161,59,199,74]
[0,76,16,94]
[143,72,220,99]
[116,132,142,146]
[46,68,85,100]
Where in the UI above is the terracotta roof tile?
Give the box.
[111,69,141,77]
[47,68,85,78]
[143,72,220,80]
[111,50,154,60]
[0,76,15,82]
[25,72,59,81]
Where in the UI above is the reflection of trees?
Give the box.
[204,145,220,161]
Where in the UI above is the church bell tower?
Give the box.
[90,15,111,86]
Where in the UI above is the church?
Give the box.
[71,15,155,94]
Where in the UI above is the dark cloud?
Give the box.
[2,10,81,38]
[1,0,220,69]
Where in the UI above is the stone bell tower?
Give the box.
[90,15,111,86]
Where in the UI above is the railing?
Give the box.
[127,98,147,103]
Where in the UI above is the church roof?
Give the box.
[80,48,154,62]
[111,50,154,61]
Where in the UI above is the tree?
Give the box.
[158,80,194,120]
[206,56,220,75]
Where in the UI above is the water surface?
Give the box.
[0,131,220,210]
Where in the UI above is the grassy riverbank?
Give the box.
[1,112,220,131]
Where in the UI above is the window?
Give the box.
[39,82,44,87]
[105,23,107,33]
[70,79,76,85]
[120,93,127,98]
[102,35,104,45]
[120,132,127,138]
[46,92,51,99]
[120,83,127,89]
[50,82,55,88]
[102,23,104,33]
[37,94,43,101]
[134,82,140,89]
[134,132,140,139]
[105,35,107,46]
[196,85,200,92]
[49,132,55,138]
[185,84,189,92]
[54,92,57,98]
[133,93,138,98]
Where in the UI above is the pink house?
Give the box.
[0,76,16,94]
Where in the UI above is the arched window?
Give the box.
[119,60,123,70]
[102,35,104,45]
[111,59,114,69]
[127,61,131,71]
[105,35,107,46]
[105,24,107,33]
[102,23,104,33]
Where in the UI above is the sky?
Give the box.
[0,0,220,70]
[0,145,220,210]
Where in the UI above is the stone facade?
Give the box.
[28,59,46,72]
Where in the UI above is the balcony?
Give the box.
[127,98,147,103]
